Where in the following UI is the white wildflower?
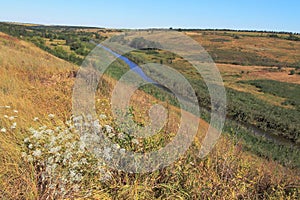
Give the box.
[74,122,81,129]
[33,130,42,139]
[93,120,101,133]
[93,119,100,126]
[112,143,120,150]
[55,126,61,132]
[13,110,18,113]
[74,173,83,182]
[132,138,139,145]
[27,155,33,162]
[33,117,39,121]
[60,187,66,194]
[104,125,113,133]
[50,135,56,144]
[0,127,7,133]
[3,115,8,118]
[80,158,88,165]
[8,116,15,120]
[99,114,107,119]
[47,156,54,165]
[73,115,83,122]
[73,184,80,192]
[51,163,58,171]
[50,146,61,154]
[21,152,27,158]
[39,125,47,130]
[79,141,86,151]
[64,151,73,160]
[48,183,56,189]
[120,148,126,154]
[65,142,72,148]
[33,149,42,157]
[103,147,112,160]
[54,154,61,162]
[46,129,54,135]
[28,144,33,149]
[24,137,30,143]
[69,170,76,178]
[108,132,115,138]
[100,171,112,181]
[48,114,55,118]
[84,122,90,127]
[72,161,79,168]
[64,133,73,140]
[10,122,17,129]
[86,114,92,121]
[118,132,125,140]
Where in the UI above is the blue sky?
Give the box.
[0,0,299,32]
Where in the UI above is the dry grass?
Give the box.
[218,64,300,84]
[0,32,77,199]
[186,31,300,65]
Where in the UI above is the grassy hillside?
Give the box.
[0,22,121,65]
[0,32,77,199]
[0,32,299,199]
[122,47,300,145]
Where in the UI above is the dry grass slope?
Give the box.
[0,32,77,199]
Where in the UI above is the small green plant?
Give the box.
[289,69,295,75]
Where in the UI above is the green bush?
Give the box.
[289,69,295,75]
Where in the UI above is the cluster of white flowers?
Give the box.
[48,114,55,118]
[99,114,107,119]
[0,106,18,132]
[10,122,17,129]
[22,114,114,198]
[0,104,144,197]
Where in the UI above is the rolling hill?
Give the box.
[0,31,299,199]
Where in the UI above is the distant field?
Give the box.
[217,64,300,84]
[185,31,300,67]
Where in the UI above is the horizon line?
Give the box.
[1,20,299,34]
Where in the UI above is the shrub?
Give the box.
[289,69,295,75]
[22,115,112,198]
